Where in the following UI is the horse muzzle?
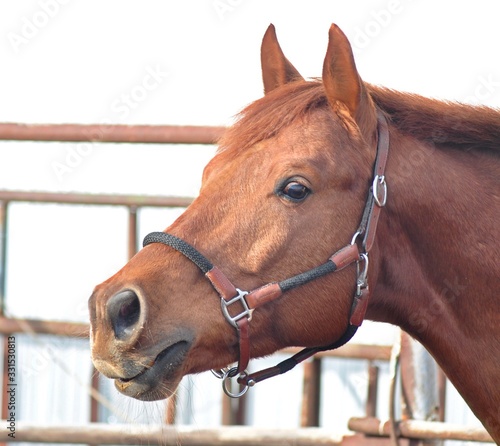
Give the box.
[113,340,191,401]
[89,287,195,401]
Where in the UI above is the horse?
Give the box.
[88,24,500,440]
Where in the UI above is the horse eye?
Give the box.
[281,181,310,201]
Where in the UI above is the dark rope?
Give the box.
[143,232,213,274]
[241,324,359,385]
[278,260,337,292]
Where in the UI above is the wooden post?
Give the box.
[437,369,447,422]
[366,362,379,418]
[127,206,138,259]
[301,358,321,427]
[221,386,247,425]
[0,201,8,315]
[400,332,442,446]
[89,371,100,423]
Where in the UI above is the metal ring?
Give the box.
[221,367,249,399]
[373,175,387,207]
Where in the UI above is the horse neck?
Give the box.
[367,128,500,434]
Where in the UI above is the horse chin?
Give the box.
[113,340,191,401]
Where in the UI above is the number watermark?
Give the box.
[6,336,17,439]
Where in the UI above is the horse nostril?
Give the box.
[107,290,142,341]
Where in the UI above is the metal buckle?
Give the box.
[220,288,252,328]
[373,175,387,207]
[356,253,369,297]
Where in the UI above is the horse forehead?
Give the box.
[260,111,341,153]
[211,115,341,173]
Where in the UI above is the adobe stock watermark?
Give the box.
[7,0,71,53]
[408,276,466,335]
[51,64,169,182]
[351,0,414,54]
[21,340,58,381]
[462,74,500,105]
[6,336,17,440]
[212,0,244,21]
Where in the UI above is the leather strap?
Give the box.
[360,111,390,252]
[350,287,370,326]
[329,243,361,270]
[206,266,250,373]
[235,318,250,373]
[247,283,282,308]
[238,324,359,387]
[373,110,390,178]
[206,266,238,301]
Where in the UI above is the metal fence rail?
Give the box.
[0,123,225,144]
[3,419,494,444]
[348,417,494,443]
[0,190,193,208]
[2,422,345,445]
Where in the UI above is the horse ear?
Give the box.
[261,24,304,94]
[322,24,367,119]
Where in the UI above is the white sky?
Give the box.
[0,0,498,431]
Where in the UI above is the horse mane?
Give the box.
[219,80,500,154]
[218,81,329,153]
[368,85,500,153]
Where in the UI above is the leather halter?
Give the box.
[143,110,389,397]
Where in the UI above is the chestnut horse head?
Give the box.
[89,24,500,440]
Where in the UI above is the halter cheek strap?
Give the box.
[142,110,389,398]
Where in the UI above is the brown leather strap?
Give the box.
[246,283,283,309]
[363,111,389,252]
[205,266,238,301]
[235,317,250,373]
[349,286,370,326]
[373,110,390,178]
[238,323,359,387]
[206,266,250,374]
[329,243,360,270]
[239,347,318,385]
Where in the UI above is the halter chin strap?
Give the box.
[143,110,389,398]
